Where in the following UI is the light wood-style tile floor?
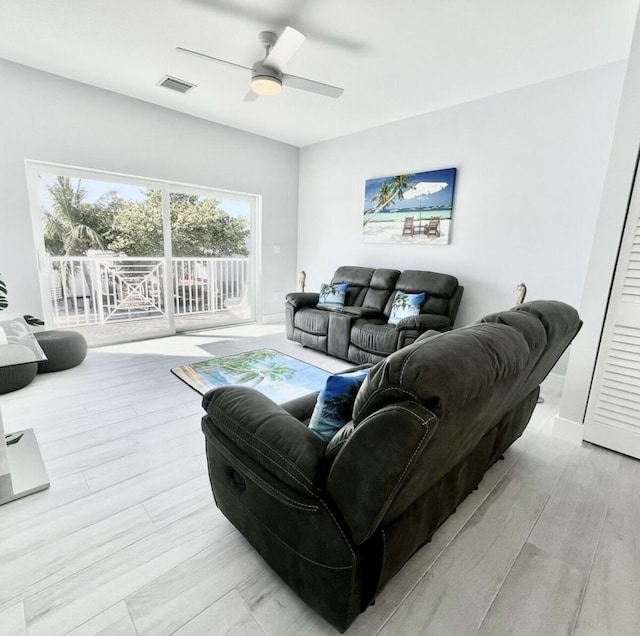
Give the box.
[0,323,638,635]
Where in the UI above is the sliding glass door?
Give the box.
[26,162,258,346]
[168,184,255,332]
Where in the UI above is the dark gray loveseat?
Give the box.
[285,265,463,364]
[201,300,582,632]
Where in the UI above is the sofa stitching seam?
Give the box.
[320,499,356,560]
[362,410,436,540]
[242,505,353,570]
[216,409,316,486]
[236,436,314,495]
[242,468,319,511]
[357,385,418,419]
[216,413,315,494]
[319,498,358,616]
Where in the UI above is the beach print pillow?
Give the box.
[317,282,348,309]
[388,291,426,325]
[309,369,369,442]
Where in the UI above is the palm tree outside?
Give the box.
[42,176,108,256]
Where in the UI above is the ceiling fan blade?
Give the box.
[263,26,306,70]
[176,47,251,72]
[282,73,344,98]
[243,90,259,102]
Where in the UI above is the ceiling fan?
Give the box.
[176,26,344,101]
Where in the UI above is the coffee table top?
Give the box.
[171,348,331,403]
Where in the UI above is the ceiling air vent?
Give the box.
[157,75,196,94]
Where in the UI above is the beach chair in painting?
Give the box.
[402,216,415,235]
[425,216,441,237]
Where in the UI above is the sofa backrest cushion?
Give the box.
[361,268,401,313]
[482,300,582,397]
[327,300,579,543]
[331,266,375,307]
[353,318,538,424]
[385,270,459,317]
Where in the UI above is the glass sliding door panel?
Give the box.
[30,169,173,346]
[26,161,259,346]
[168,186,255,332]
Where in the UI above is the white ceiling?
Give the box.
[0,0,638,147]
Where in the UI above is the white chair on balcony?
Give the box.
[224,283,251,319]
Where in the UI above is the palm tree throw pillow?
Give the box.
[308,368,369,442]
[317,283,349,309]
[388,291,426,325]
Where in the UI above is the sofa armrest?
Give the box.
[447,285,464,324]
[280,392,320,422]
[202,386,327,496]
[394,313,452,331]
[285,292,320,310]
[325,402,438,544]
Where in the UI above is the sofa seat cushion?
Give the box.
[387,270,459,317]
[340,306,384,319]
[294,307,331,335]
[394,313,452,331]
[350,319,400,356]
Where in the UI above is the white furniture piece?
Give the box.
[0,314,49,505]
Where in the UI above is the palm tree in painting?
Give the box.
[322,389,358,424]
[200,349,296,385]
[236,364,296,385]
[370,181,395,214]
[321,284,341,296]
[392,293,410,312]
[363,173,415,226]
[391,174,413,201]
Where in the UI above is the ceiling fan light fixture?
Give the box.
[251,74,282,96]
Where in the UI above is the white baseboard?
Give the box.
[552,416,584,445]
[260,312,285,324]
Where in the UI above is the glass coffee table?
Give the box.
[0,314,50,506]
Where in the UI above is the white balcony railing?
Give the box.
[48,256,250,328]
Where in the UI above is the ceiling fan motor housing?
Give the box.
[251,62,283,95]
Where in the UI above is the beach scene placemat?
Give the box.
[171,348,330,403]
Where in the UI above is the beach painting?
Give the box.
[363,168,457,245]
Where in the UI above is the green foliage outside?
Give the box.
[42,177,107,256]
[42,177,250,258]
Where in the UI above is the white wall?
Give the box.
[560,9,640,428]
[0,58,299,321]
[298,64,626,340]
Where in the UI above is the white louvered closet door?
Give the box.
[584,168,640,458]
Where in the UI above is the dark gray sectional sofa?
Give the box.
[202,300,582,631]
[285,265,464,363]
